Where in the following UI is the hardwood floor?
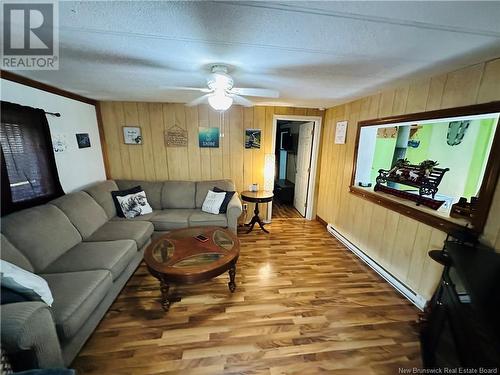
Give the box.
[272,201,303,218]
[72,219,422,374]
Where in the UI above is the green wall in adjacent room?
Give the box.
[370,137,396,184]
[463,118,495,198]
[406,125,433,165]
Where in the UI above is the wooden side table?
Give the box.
[240,190,273,233]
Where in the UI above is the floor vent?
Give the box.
[326,223,427,310]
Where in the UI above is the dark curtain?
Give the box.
[1,101,63,216]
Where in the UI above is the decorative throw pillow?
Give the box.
[213,187,236,214]
[111,186,143,217]
[0,287,30,304]
[202,190,226,215]
[115,190,153,219]
[0,260,53,306]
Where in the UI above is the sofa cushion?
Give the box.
[41,270,112,341]
[116,180,163,210]
[1,234,33,272]
[162,181,195,209]
[195,180,235,208]
[84,180,119,219]
[1,205,82,272]
[111,211,157,222]
[151,209,196,231]
[42,240,137,280]
[50,192,108,239]
[85,221,153,249]
[188,210,228,227]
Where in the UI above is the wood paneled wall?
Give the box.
[316,58,500,300]
[99,102,323,193]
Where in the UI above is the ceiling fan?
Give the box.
[167,65,279,111]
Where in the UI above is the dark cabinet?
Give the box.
[274,179,294,204]
[420,242,500,369]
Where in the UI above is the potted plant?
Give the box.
[388,158,409,175]
[419,160,439,177]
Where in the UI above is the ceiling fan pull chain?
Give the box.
[220,111,225,138]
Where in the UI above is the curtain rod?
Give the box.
[45,111,61,117]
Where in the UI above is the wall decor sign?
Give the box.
[335,121,348,144]
[198,127,219,148]
[245,129,261,149]
[165,125,188,147]
[123,126,142,145]
[75,133,91,149]
[52,134,68,153]
[377,127,397,138]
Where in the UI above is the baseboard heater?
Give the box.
[326,223,427,311]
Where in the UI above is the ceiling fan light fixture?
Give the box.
[207,72,233,91]
[208,91,233,111]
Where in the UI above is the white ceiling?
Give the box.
[11,1,500,108]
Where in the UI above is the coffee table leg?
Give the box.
[159,277,171,311]
[228,264,236,292]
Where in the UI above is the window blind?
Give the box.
[1,101,63,215]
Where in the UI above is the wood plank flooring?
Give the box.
[272,202,303,219]
[72,219,421,374]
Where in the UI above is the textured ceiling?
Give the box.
[10,1,500,107]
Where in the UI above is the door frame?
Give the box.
[271,114,323,220]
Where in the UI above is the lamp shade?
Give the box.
[208,91,233,111]
[264,153,275,191]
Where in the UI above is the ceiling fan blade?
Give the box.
[186,94,210,107]
[230,87,279,98]
[162,86,212,93]
[230,94,253,107]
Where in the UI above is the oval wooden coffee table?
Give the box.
[144,226,240,311]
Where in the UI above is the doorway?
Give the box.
[271,115,322,220]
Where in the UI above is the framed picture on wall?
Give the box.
[198,127,219,148]
[123,126,142,145]
[75,133,91,149]
[245,129,261,149]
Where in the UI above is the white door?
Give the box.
[294,122,314,217]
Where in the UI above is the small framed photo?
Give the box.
[75,133,91,149]
[123,126,142,145]
[245,129,261,149]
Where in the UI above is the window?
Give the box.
[350,102,500,235]
[1,101,63,215]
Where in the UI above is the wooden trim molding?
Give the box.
[0,70,96,105]
[316,215,327,226]
[350,101,500,235]
[349,186,473,235]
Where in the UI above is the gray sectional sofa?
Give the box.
[0,179,241,371]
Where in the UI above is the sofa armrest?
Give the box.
[1,302,64,371]
[226,193,243,233]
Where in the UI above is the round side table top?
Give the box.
[240,190,274,203]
